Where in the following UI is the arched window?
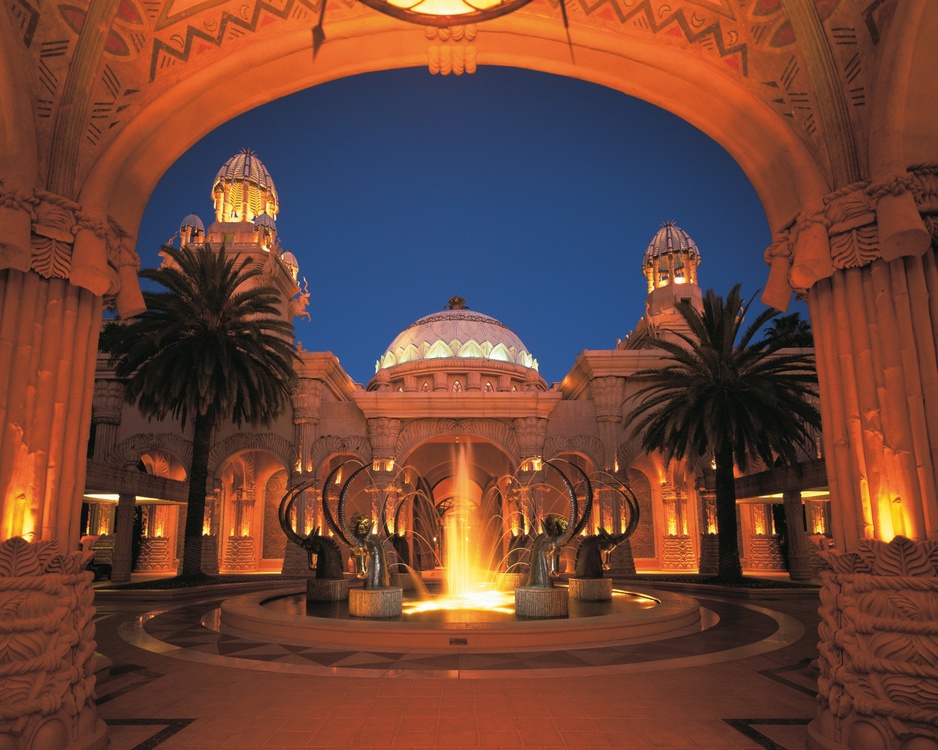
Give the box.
[484,381,494,392]
[421,381,430,392]
[452,380,462,392]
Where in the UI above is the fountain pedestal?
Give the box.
[515,586,568,619]
[349,587,403,618]
[306,577,349,602]
[569,577,613,601]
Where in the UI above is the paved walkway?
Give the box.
[92,582,821,750]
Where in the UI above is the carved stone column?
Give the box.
[765,167,938,552]
[0,538,107,750]
[514,416,548,463]
[589,376,625,471]
[292,378,324,474]
[90,379,124,461]
[110,493,136,583]
[367,417,402,472]
[0,190,144,547]
[809,537,938,750]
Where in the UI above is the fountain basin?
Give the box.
[218,585,702,651]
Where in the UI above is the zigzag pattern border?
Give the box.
[149,0,319,82]
[574,0,749,76]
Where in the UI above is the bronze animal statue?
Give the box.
[278,481,344,579]
[523,460,593,588]
[573,480,640,579]
[322,463,392,590]
[526,513,570,588]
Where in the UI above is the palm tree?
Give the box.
[100,244,299,578]
[766,312,814,347]
[627,284,821,580]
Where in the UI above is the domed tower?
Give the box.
[641,221,703,332]
[211,148,279,223]
[179,212,204,245]
[166,149,307,322]
[367,297,545,393]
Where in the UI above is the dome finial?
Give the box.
[447,296,467,310]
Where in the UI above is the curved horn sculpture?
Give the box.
[321,464,356,548]
[524,460,580,588]
[278,478,344,580]
[337,463,371,541]
[278,478,317,549]
[326,461,391,590]
[543,459,579,549]
[564,462,594,540]
[573,475,641,580]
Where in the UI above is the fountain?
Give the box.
[219,449,702,650]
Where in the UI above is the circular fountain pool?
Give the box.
[218,584,703,651]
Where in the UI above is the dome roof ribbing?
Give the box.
[376,297,538,372]
[642,221,700,269]
[212,149,279,222]
[180,212,204,234]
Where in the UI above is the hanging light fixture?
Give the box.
[356,0,534,25]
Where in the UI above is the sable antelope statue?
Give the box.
[278,480,344,580]
[574,479,640,579]
[525,460,594,588]
[322,463,392,590]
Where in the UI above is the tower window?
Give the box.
[453,380,462,392]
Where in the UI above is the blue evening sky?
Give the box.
[136,66,804,385]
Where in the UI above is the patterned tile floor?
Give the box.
[92,583,822,750]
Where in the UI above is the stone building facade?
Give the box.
[82,151,828,581]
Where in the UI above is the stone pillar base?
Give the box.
[349,587,403,619]
[515,586,568,619]
[307,577,349,602]
[569,577,613,601]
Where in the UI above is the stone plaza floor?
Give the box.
[91,580,822,750]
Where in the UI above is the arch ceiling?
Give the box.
[4,0,926,270]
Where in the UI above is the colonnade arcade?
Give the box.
[1,1,937,558]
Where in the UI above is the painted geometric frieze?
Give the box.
[812,536,938,750]
[0,538,105,750]
[2,0,897,206]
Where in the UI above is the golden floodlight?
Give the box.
[357,0,535,26]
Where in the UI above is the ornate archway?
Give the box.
[1,1,936,556]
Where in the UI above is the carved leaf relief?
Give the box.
[0,537,43,577]
[860,536,937,577]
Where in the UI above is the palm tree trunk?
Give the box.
[714,444,743,580]
[180,408,214,578]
